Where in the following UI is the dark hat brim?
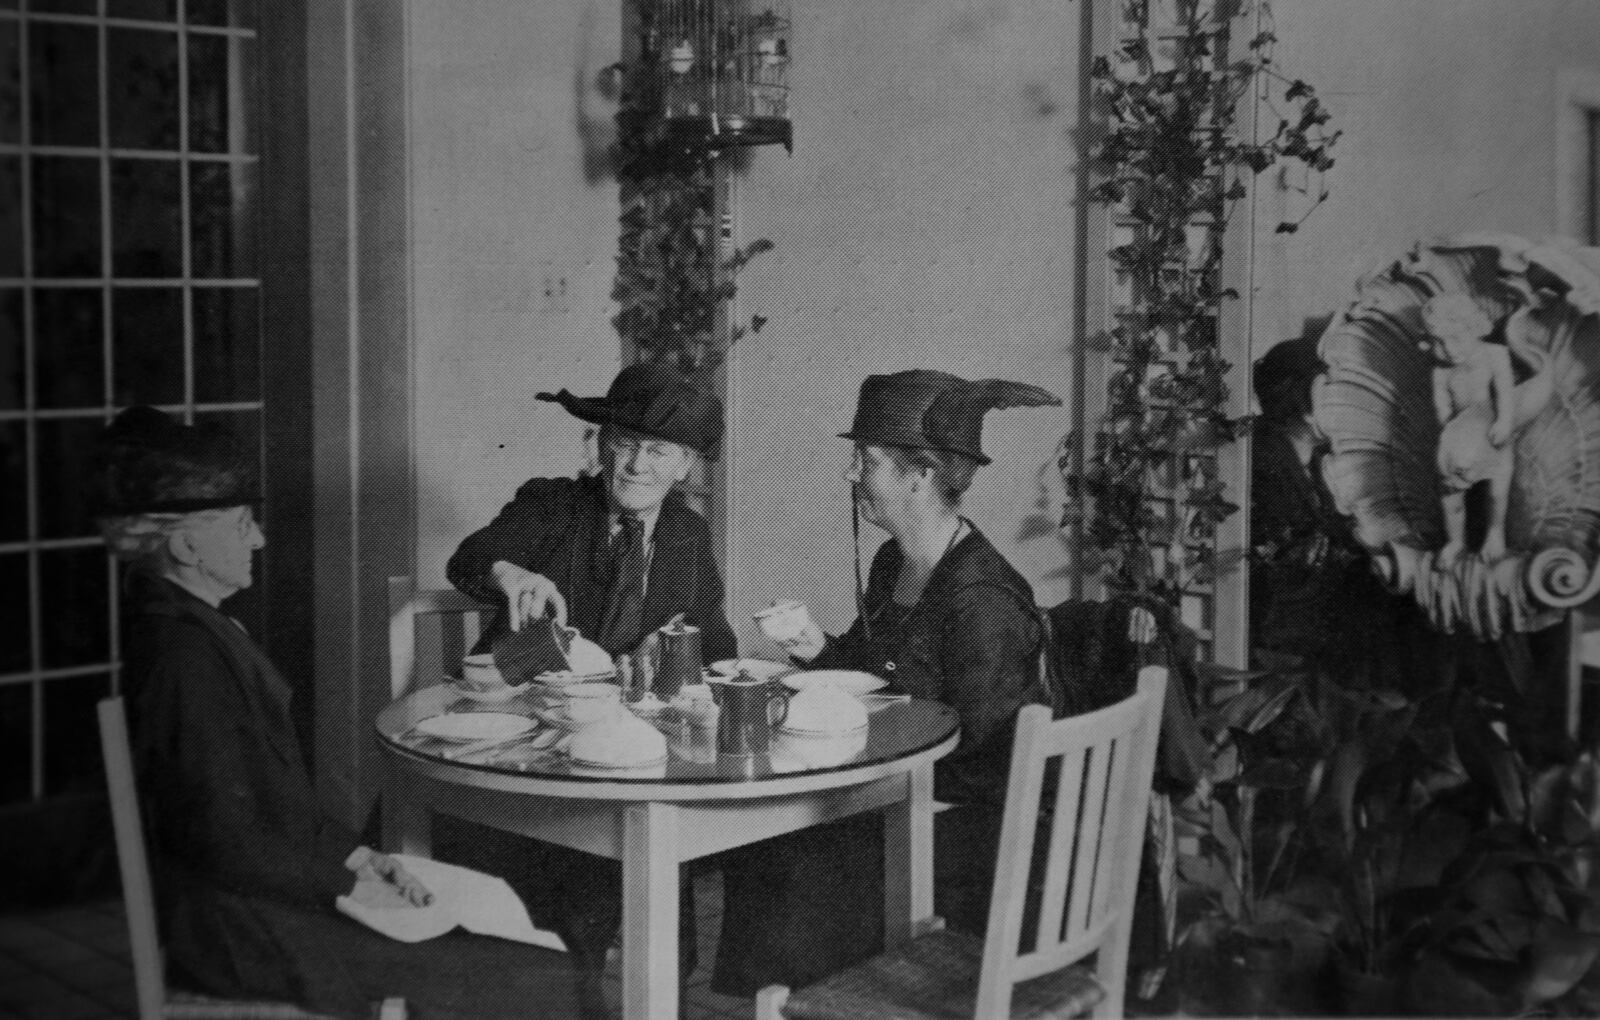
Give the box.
[838,428,991,465]
[536,389,720,457]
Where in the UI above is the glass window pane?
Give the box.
[108,0,179,21]
[33,287,103,409]
[32,156,102,279]
[0,20,19,145]
[28,22,99,148]
[112,287,183,405]
[0,554,29,672]
[0,156,20,277]
[193,286,257,402]
[36,417,103,540]
[188,31,254,154]
[191,161,255,278]
[0,683,32,804]
[187,0,256,30]
[0,288,18,409]
[0,422,24,542]
[108,27,180,151]
[111,158,181,278]
[39,545,110,668]
[43,671,111,795]
[31,0,99,13]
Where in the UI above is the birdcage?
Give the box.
[649,0,792,151]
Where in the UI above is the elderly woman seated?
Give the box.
[96,407,578,1020]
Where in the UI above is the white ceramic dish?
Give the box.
[450,679,532,704]
[708,658,795,681]
[781,669,887,695]
[413,712,535,742]
[777,721,869,737]
[532,670,618,688]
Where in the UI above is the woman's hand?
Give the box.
[775,618,827,662]
[491,561,568,631]
[345,846,433,908]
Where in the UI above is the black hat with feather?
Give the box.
[840,369,1061,465]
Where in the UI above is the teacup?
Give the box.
[461,653,506,690]
[754,601,812,644]
[563,682,622,726]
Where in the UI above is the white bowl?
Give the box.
[780,685,869,734]
[461,653,507,690]
[772,726,868,769]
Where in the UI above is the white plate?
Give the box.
[781,669,887,695]
[414,712,535,742]
[708,658,796,681]
[777,722,870,737]
[568,753,668,770]
[532,670,617,688]
[450,680,532,704]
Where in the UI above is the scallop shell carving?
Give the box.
[1312,233,1600,639]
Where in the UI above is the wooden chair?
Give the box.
[755,666,1169,1020]
[388,576,489,699]
[98,696,406,1020]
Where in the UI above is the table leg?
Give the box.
[381,763,431,856]
[622,802,680,1020]
[882,762,935,944]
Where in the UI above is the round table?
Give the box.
[375,685,959,1020]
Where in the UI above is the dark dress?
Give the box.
[443,473,737,1011]
[121,571,578,1020]
[712,524,1048,996]
[446,473,736,661]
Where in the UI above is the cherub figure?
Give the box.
[1423,293,1517,561]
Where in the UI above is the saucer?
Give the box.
[781,669,887,695]
[450,680,532,704]
[413,712,535,742]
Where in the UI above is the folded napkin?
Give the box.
[491,617,574,686]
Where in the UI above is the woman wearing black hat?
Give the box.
[97,407,578,1019]
[712,370,1063,996]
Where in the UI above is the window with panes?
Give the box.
[0,0,260,806]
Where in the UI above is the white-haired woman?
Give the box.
[99,407,578,1020]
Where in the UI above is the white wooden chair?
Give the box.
[387,576,489,699]
[98,696,406,1020]
[755,666,1169,1020]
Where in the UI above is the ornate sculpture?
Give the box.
[1312,233,1600,640]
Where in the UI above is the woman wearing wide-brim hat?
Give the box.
[712,369,1063,997]
[96,407,579,1019]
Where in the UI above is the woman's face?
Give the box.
[846,444,916,531]
[181,505,264,597]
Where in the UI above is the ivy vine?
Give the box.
[611,0,773,377]
[1071,0,1339,610]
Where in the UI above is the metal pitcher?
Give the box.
[654,621,702,699]
[707,671,790,756]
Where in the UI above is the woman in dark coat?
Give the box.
[712,370,1062,996]
[98,407,578,1020]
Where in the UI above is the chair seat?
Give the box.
[778,929,1105,1020]
[166,990,340,1019]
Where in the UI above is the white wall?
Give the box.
[723,0,1083,651]
[408,0,624,587]
[1248,0,1600,350]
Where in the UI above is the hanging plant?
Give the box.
[610,0,773,377]
[1071,0,1339,611]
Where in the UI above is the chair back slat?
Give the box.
[1090,730,1134,929]
[1065,738,1113,942]
[388,577,488,698]
[975,666,1168,1019]
[1033,744,1085,953]
[99,696,167,1020]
